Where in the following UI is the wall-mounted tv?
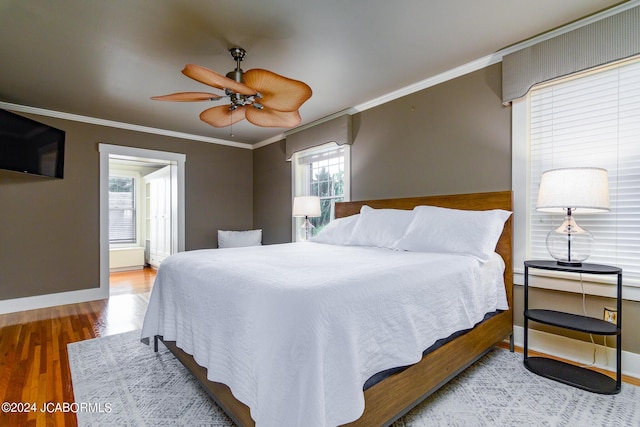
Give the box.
[0,108,65,179]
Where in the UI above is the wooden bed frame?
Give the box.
[158,190,513,427]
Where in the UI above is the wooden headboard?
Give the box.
[335,191,513,314]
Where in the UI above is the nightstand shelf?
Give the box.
[524,357,620,395]
[524,309,619,335]
[523,260,622,395]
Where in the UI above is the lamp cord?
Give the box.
[578,273,609,368]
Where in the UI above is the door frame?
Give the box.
[99,144,185,296]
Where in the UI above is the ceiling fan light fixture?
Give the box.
[152,47,312,130]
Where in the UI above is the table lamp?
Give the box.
[292,196,321,240]
[536,167,610,266]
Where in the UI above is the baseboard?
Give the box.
[512,325,640,380]
[110,266,144,273]
[0,286,108,315]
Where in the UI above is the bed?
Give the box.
[141,191,513,427]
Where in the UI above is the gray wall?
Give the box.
[350,63,510,200]
[0,114,253,300]
[253,140,292,244]
[253,62,640,354]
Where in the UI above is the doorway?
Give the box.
[99,144,185,297]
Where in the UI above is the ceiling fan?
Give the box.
[152,47,312,129]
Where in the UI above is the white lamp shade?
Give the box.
[536,167,610,214]
[292,196,321,217]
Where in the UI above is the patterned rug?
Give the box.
[68,330,639,426]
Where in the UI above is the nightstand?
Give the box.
[523,260,622,394]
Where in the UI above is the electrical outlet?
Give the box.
[603,307,617,324]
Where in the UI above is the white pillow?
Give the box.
[347,205,414,249]
[311,214,360,245]
[394,206,511,262]
[218,229,262,248]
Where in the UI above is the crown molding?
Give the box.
[252,132,286,149]
[351,54,502,113]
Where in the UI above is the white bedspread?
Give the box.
[141,242,508,427]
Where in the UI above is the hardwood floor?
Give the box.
[0,268,155,427]
[0,267,638,426]
[109,267,156,296]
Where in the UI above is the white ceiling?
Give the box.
[0,0,627,146]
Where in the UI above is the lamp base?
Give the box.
[556,260,583,267]
[546,214,593,266]
[300,216,315,241]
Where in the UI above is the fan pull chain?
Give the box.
[230,110,234,137]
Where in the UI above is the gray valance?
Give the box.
[285,114,352,160]
[502,5,640,104]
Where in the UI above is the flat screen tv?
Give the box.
[0,108,65,178]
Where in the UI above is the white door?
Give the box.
[145,166,172,268]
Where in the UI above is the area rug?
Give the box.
[68,330,639,426]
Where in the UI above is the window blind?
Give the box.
[296,146,344,165]
[529,57,640,285]
[109,176,136,243]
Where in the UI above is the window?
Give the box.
[527,57,640,285]
[109,175,137,244]
[292,143,350,240]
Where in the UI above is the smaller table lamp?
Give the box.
[536,167,610,266]
[293,196,321,240]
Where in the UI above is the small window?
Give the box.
[292,143,350,240]
[109,176,136,244]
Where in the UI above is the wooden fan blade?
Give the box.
[151,92,223,102]
[243,69,312,112]
[199,105,246,128]
[245,106,301,128]
[182,64,256,96]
